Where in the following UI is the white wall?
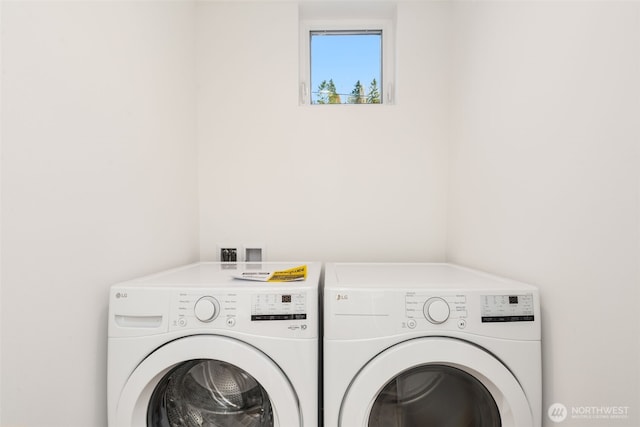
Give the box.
[0,2,199,426]
[196,1,450,262]
[448,2,640,426]
[1,1,639,426]
[0,0,3,421]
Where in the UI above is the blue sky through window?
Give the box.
[310,32,382,104]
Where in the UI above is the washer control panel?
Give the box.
[109,262,321,339]
[251,293,307,321]
[171,291,238,329]
[168,290,312,337]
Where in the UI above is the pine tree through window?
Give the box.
[310,30,382,104]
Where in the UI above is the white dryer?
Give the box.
[323,263,541,427]
[108,262,321,427]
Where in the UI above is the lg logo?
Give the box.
[548,403,568,423]
[336,294,349,301]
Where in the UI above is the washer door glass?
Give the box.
[369,365,501,427]
[148,359,273,427]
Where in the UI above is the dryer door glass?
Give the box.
[148,359,274,427]
[369,364,501,427]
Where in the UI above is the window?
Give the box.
[299,6,396,105]
[310,30,382,104]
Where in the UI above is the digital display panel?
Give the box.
[251,293,306,321]
[481,294,534,323]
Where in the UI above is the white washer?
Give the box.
[323,263,541,427]
[108,262,321,427]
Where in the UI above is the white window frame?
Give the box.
[299,18,395,105]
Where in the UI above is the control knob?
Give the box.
[424,297,450,324]
[194,296,220,323]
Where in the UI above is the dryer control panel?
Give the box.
[323,288,539,341]
[406,293,468,324]
[480,294,535,322]
[323,263,540,341]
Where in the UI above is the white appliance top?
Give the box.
[120,262,321,289]
[327,263,535,291]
